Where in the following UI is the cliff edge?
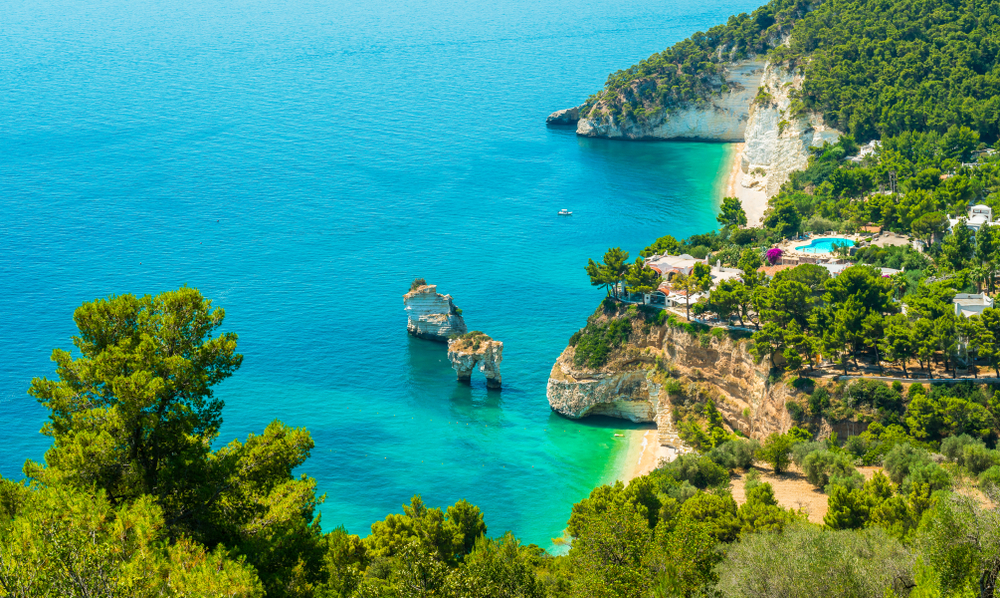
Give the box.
[547,305,798,459]
[567,59,841,205]
[576,60,766,142]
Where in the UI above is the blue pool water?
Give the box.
[795,237,855,254]
[1,0,763,548]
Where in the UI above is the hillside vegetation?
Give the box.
[581,0,811,121]
[584,0,1000,144]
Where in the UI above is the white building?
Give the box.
[846,139,881,163]
[948,204,994,232]
[954,293,994,318]
[623,254,741,309]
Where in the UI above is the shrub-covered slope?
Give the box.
[585,0,1000,143]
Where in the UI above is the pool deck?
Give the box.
[779,233,862,258]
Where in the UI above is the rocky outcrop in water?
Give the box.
[403,281,467,342]
[448,332,503,389]
[546,106,580,125]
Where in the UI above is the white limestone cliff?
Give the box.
[448,333,503,389]
[403,283,467,342]
[575,60,767,141]
[571,58,842,212]
[736,63,841,206]
[546,106,580,125]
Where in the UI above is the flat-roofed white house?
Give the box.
[949,205,994,232]
[954,293,994,318]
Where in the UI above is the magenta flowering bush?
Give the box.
[765,247,783,265]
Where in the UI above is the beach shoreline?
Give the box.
[616,427,660,483]
[722,142,768,226]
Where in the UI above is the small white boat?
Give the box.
[558,209,572,216]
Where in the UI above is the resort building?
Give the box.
[948,204,994,232]
[817,263,901,277]
[644,254,702,279]
[620,254,741,309]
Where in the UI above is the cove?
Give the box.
[0,0,764,549]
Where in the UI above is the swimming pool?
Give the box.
[795,237,855,254]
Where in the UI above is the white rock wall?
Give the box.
[547,353,662,423]
[739,63,841,198]
[448,338,503,389]
[403,285,468,342]
[576,60,767,141]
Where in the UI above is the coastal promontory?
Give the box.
[403,279,468,342]
[548,304,799,459]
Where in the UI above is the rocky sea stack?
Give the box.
[448,331,503,389]
[403,279,468,342]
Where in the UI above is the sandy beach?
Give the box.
[723,142,768,227]
[617,427,660,483]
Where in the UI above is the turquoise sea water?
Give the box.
[1,0,762,548]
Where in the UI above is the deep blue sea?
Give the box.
[1,0,762,549]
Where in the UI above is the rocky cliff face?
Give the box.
[547,311,798,446]
[737,62,841,199]
[403,284,467,342]
[448,332,503,389]
[570,59,841,202]
[575,60,766,141]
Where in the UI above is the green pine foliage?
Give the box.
[581,0,813,123]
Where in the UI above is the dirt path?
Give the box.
[730,465,884,523]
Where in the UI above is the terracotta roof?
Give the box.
[757,264,796,278]
[860,225,882,233]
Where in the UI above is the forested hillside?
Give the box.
[6,288,1000,597]
[584,0,1000,143]
[581,0,811,121]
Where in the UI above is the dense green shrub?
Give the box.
[901,461,950,494]
[802,450,863,490]
[786,401,805,422]
[808,388,830,417]
[882,443,931,485]
[979,465,1000,492]
[572,318,633,368]
[790,441,826,467]
[756,433,793,474]
[961,444,999,476]
[662,454,730,489]
[939,434,978,462]
[843,379,903,414]
[843,435,873,459]
[707,439,760,471]
[717,524,915,598]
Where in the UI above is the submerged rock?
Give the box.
[403,279,467,342]
[448,331,503,389]
[546,106,580,125]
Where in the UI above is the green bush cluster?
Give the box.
[570,317,633,368]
